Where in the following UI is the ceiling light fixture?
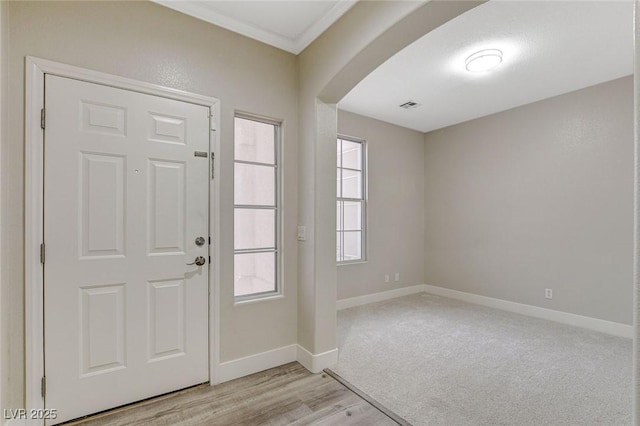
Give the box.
[465,49,503,73]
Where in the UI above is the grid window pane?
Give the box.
[234,117,275,164]
[234,252,276,297]
[234,163,275,206]
[234,115,280,299]
[341,169,362,199]
[342,140,361,170]
[343,201,361,231]
[337,136,365,263]
[234,209,275,250]
[343,232,361,261]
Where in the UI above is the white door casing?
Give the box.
[44,75,210,424]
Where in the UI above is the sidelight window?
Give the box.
[234,115,281,299]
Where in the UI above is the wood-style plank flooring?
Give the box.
[64,362,398,426]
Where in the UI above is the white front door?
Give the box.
[43,75,210,424]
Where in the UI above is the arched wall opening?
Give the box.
[295,0,484,361]
[296,1,640,423]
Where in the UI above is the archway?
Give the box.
[296,1,640,423]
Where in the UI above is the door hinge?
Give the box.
[211,152,215,180]
[208,256,211,264]
[40,108,45,130]
[40,243,45,264]
[41,376,46,397]
[208,236,211,245]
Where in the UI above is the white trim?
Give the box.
[214,345,297,384]
[337,284,632,339]
[24,57,46,419]
[423,284,633,339]
[25,56,221,421]
[150,1,356,54]
[296,345,339,373]
[215,344,340,384]
[152,1,295,52]
[208,89,222,390]
[234,294,285,307]
[293,1,357,54]
[336,285,426,310]
[28,57,217,107]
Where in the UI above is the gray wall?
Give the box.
[337,110,425,300]
[0,0,6,416]
[424,76,634,325]
[2,0,298,410]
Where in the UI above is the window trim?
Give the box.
[337,134,367,264]
[233,113,283,302]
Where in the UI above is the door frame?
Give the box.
[24,56,221,422]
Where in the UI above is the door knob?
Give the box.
[186,256,206,266]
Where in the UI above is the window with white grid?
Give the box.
[337,136,366,263]
[234,115,281,299]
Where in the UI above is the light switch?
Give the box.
[297,226,306,241]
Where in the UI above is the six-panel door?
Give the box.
[44,75,210,424]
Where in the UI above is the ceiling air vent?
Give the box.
[399,100,421,110]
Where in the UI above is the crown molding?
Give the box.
[152,0,357,55]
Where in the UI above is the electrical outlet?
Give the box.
[384,274,390,283]
[394,272,400,281]
[545,288,553,300]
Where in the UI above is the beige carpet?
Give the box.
[334,293,632,426]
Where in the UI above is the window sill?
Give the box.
[337,260,368,266]
[234,293,284,306]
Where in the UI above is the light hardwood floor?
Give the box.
[64,362,398,425]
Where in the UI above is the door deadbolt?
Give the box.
[195,236,206,246]
[186,256,206,266]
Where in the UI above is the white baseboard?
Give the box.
[214,344,340,384]
[336,284,632,339]
[215,344,297,384]
[217,283,631,385]
[296,345,338,373]
[423,284,633,339]
[336,285,426,310]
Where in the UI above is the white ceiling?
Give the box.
[152,0,357,54]
[339,1,634,133]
